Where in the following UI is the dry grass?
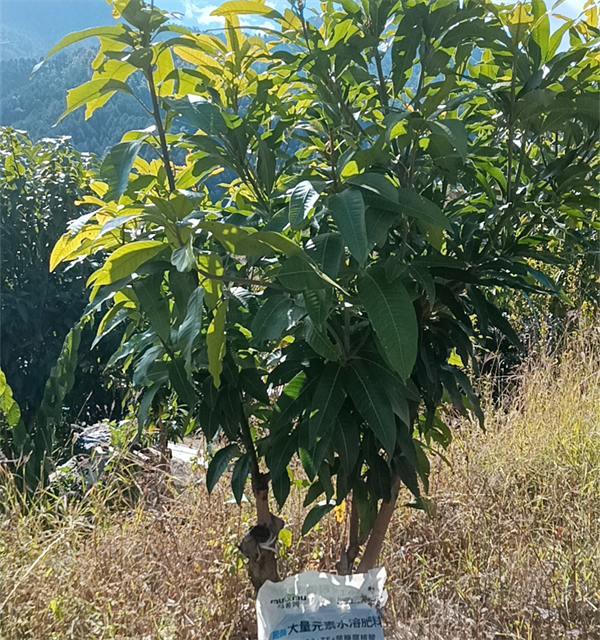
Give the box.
[1,331,600,640]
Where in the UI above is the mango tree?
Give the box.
[44,0,599,589]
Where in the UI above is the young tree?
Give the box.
[45,0,599,589]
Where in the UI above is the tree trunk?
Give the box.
[239,471,283,592]
[337,494,360,575]
[356,476,401,573]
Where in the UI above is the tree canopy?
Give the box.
[10,0,600,582]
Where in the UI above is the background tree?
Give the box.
[0,129,125,486]
[45,0,599,590]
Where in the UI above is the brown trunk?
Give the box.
[337,494,360,575]
[356,476,401,573]
[239,471,283,592]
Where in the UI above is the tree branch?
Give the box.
[197,267,285,291]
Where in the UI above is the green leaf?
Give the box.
[305,318,340,361]
[239,369,270,404]
[88,241,165,288]
[100,138,146,202]
[366,208,397,248]
[358,270,418,380]
[251,295,300,343]
[346,362,396,455]
[58,78,134,123]
[164,95,227,135]
[137,382,164,433]
[0,368,21,428]
[231,453,251,504]
[345,173,398,203]
[168,358,196,407]
[289,180,319,229]
[397,189,452,230]
[206,444,239,493]
[171,238,195,273]
[428,120,468,160]
[198,401,221,440]
[277,254,331,291]
[335,412,359,473]
[257,139,276,194]
[329,189,369,267]
[308,364,346,446]
[211,1,283,19]
[272,469,291,509]
[303,289,330,326]
[305,233,345,279]
[133,274,171,345]
[34,25,128,71]
[278,528,292,547]
[207,299,228,387]
[266,429,298,480]
[176,286,204,368]
[302,503,334,535]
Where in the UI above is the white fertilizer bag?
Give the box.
[256,568,388,640]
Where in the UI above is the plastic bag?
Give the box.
[256,568,387,640]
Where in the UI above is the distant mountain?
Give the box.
[0,0,116,60]
[0,47,153,158]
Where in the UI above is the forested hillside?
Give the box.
[0,48,152,157]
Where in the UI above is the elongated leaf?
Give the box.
[251,295,300,343]
[358,270,417,380]
[303,289,330,326]
[33,25,127,71]
[335,412,359,473]
[101,138,146,201]
[305,318,340,361]
[164,95,228,135]
[428,120,468,160]
[231,453,251,504]
[168,358,196,407]
[137,382,164,433]
[206,444,239,493]
[305,233,344,279]
[289,180,319,228]
[239,368,270,404]
[277,254,330,290]
[397,189,451,230]
[58,78,134,123]
[177,286,204,368]
[133,274,171,345]
[309,364,346,446]
[345,173,398,203]
[272,470,291,509]
[346,362,396,455]
[198,401,221,440]
[207,299,228,387]
[211,1,283,19]
[302,503,334,535]
[88,241,165,287]
[266,429,298,479]
[329,189,369,267]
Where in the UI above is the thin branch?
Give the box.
[144,67,176,193]
[197,267,284,291]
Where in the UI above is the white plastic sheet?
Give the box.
[256,568,387,640]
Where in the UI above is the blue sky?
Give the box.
[161,0,589,30]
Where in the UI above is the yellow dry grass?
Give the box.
[1,330,599,640]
